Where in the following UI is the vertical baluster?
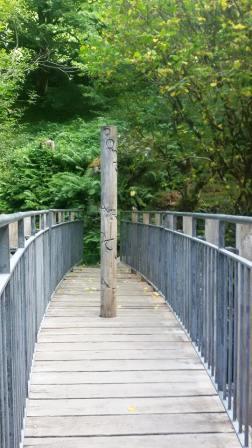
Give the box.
[243,266,250,447]
[238,264,244,433]
[233,260,238,421]
[227,258,234,410]
[222,256,228,399]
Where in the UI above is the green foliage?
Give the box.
[18,0,102,119]
[0,0,251,263]
[82,0,252,213]
[0,0,33,154]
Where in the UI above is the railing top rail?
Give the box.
[121,210,252,225]
[50,208,83,212]
[121,218,252,268]
[0,208,83,228]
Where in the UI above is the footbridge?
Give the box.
[1,209,252,448]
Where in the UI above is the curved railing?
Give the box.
[121,211,252,448]
[0,209,83,448]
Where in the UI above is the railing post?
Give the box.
[24,217,31,238]
[163,213,177,230]
[46,211,53,229]
[18,219,25,248]
[59,211,64,223]
[132,211,137,223]
[236,224,252,261]
[143,212,150,225]
[40,213,45,230]
[9,222,18,249]
[205,219,225,246]
[155,213,161,226]
[0,225,10,273]
[183,216,196,236]
[100,126,118,318]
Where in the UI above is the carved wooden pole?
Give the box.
[100,126,117,318]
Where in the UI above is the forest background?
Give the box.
[0,0,251,263]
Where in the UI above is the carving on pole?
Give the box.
[100,126,117,318]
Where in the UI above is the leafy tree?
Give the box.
[16,0,102,119]
[0,0,32,154]
[0,118,105,262]
[0,0,251,263]
[82,0,252,212]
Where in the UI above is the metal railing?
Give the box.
[120,210,252,447]
[0,209,83,448]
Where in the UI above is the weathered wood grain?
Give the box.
[100,126,117,317]
[30,370,210,385]
[29,381,216,399]
[35,341,191,351]
[34,348,198,361]
[37,332,189,342]
[39,326,185,334]
[23,434,241,448]
[42,317,180,328]
[32,358,203,372]
[27,396,224,416]
[22,266,240,448]
[24,413,235,437]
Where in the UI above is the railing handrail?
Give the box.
[0,208,83,228]
[121,210,252,225]
[120,217,252,447]
[122,219,252,269]
[121,210,252,263]
[0,208,84,448]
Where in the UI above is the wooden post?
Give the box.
[132,211,137,223]
[183,216,196,237]
[100,126,117,318]
[9,222,18,249]
[163,214,177,230]
[205,219,225,246]
[143,212,150,225]
[24,217,31,238]
[155,213,161,226]
[236,224,252,261]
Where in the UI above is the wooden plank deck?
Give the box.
[23,266,241,448]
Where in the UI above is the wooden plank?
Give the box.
[34,348,198,361]
[58,284,153,290]
[51,298,165,304]
[42,318,180,328]
[24,413,235,437]
[37,333,190,343]
[46,309,170,317]
[35,341,191,351]
[22,434,242,448]
[32,358,203,372]
[38,326,184,334]
[51,298,165,305]
[30,370,211,385]
[27,396,224,416]
[46,310,171,317]
[22,266,239,448]
[29,381,216,399]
